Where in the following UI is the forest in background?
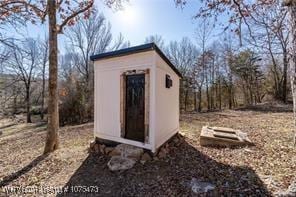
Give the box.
[0,1,291,126]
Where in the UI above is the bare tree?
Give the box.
[191,53,204,112]
[166,37,199,111]
[194,18,213,111]
[65,10,128,85]
[284,0,296,145]
[112,33,130,50]
[5,38,40,123]
[244,2,289,103]
[232,50,264,105]
[65,10,129,121]
[66,11,111,85]
[145,34,165,50]
[0,45,10,67]
[39,38,48,120]
[223,35,236,109]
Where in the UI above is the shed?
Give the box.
[90,43,182,153]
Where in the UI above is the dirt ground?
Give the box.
[0,105,295,196]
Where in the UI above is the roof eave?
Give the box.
[90,43,182,78]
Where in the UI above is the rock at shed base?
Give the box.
[173,137,180,144]
[106,144,144,171]
[190,178,216,194]
[99,144,106,154]
[104,147,114,155]
[94,144,100,153]
[88,140,96,153]
[89,140,96,148]
[108,149,121,156]
[107,156,136,171]
[157,148,167,159]
[140,152,152,164]
[113,144,144,160]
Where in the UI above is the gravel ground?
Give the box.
[0,106,295,196]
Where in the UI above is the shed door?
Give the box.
[125,74,145,142]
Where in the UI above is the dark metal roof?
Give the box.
[90,43,182,78]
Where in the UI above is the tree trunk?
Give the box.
[206,83,210,111]
[41,64,46,120]
[212,88,215,109]
[228,85,233,109]
[44,0,59,154]
[194,91,197,112]
[215,82,218,109]
[285,1,296,145]
[266,26,282,101]
[180,82,185,111]
[232,87,236,108]
[87,62,94,121]
[228,73,233,109]
[13,87,17,114]
[211,60,215,109]
[249,76,254,105]
[26,86,32,123]
[184,89,188,112]
[283,49,288,103]
[198,86,202,112]
[218,77,222,110]
[290,6,296,146]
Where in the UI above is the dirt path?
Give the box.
[0,109,295,196]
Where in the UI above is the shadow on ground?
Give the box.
[59,140,271,196]
[0,154,48,187]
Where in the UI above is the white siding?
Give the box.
[94,51,155,150]
[154,52,180,149]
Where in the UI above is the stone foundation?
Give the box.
[89,133,185,161]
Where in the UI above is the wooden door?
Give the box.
[125,74,145,142]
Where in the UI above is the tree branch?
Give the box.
[0,0,47,22]
[57,1,94,34]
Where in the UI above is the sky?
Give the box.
[3,0,229,52]
[95,0,201,45]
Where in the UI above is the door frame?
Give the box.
[120,69,150,144]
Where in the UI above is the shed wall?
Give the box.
[154,53,180,149]
[94,51,155,150]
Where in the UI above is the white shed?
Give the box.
[90,43,182,152]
